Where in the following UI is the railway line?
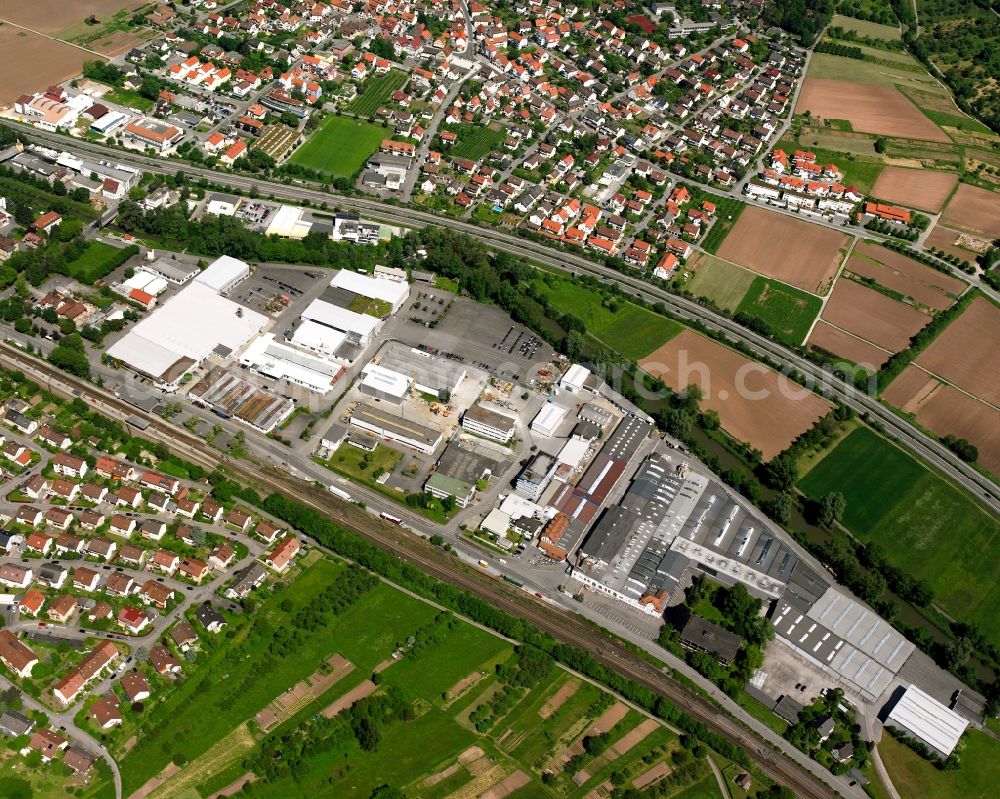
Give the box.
[13,123,998,518]
[0,342,848,799]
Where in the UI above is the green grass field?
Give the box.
[830,14,902,39]
[798,427,1000,638]
[687,254,756,311]
[348,69,409,117]
[449,123,507,161]
[533,275,684,360]
[806,52,949,95]
[100,86,154,112]
[737,277,823,346]
[66,241,127,284]
[879,730,1000,799]
[290,116,385,177]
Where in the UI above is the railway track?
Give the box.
[0,343,846,798]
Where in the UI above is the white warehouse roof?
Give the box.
[360,363,411,400]
[301,299,380,337]
[561,363,591,391]
[530,403,568,436]
[331,269,409,308]
[194,255,249,293]
[887,685,968,757]
[291,319,348,355]
[106,281,267,383]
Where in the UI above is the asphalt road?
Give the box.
[0,342,857,799]
[12,123,995,520]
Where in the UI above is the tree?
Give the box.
[563,328,584,359]
[369,787,407,799]
[763,492,793,526]
[817,491,846,528]
[764,454,798,490]
[665,408,693,439]
[874,137,887,153]
[700,409,720,430]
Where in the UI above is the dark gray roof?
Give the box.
[680,616,742,662]
[774,695,804,724]
[0,710,33,736]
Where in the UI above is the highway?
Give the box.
[12,123,996,518]
[0,341,854,799]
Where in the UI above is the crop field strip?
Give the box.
[348,69,409,117]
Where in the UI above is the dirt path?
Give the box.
[540,679,579,719]
[206,773,256,799]
[321,679,378,718]
[478,770,530,799]
[127,764,180,799]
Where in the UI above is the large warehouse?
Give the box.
[886,685,968,758]
[300,299,382,348]
[330,269,410,314]
[106,256,266,389]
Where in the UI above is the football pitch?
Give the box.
[290,116,385,177]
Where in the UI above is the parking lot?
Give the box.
[394,295,558,386]
[236,201,277,232]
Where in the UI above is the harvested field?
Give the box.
[88,28,153,57]
[884,367,1000,476]
[809,321,891,369]
[869,167,958,212]
[639,330,832,459]
[0,27,92,106]
[478,770,530,799]
[686,253,755,311]
[633,761,672,789]
[321,679,377,718]
[1,1,147,34]
[715,206,850,294]
[941,183,1000,238]
[540,679,580,720]
[820,279,930,352]
[915,296,1000,406]
[925,224,980,261]
[847,242,965,311]
[795,79,950,142]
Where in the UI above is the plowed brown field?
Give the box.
[639,330,832,458]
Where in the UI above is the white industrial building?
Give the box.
[290,320,348,356]
[886,685,968,758]
[349,402,442,455]
[462,404,516,443]
[121,270,170,297]
[193,255,249,293]
[105,256,266,389]
[239,334,344,394]
[530,403,568,437]
[265,205,313,239]
[330,269,410,314]
[560,364,591,393]
[300,299,382,348]
[359,362,412,403]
